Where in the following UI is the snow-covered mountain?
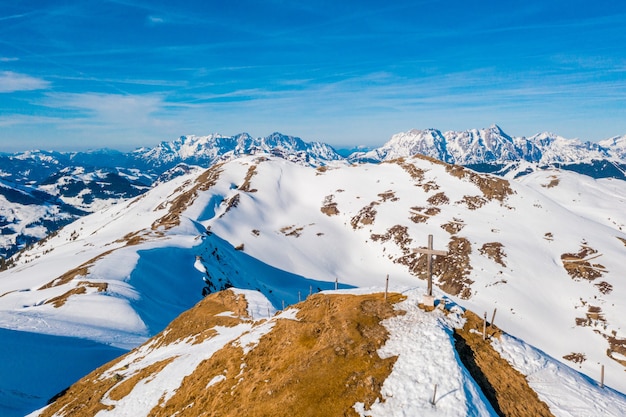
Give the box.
[1,153,625,415]
[0,133,342,258]
[349,125,626,180]
[130,132,343,169]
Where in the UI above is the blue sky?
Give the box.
[0,0,625,152]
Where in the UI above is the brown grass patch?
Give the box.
[238,164,258,192]
[441,218,465,235]
[151,292,405,417]
[605,335,626,366]
[45,281,109,308]
[427,192,449,205]
[397,236,474,299]
[321,194,340,216]
[595,281,613,294]
[563,352,586,364]
[542,176,560,188]
[351,202,378,229]
[280,225,305,237]
[454,310,554,417]
[152,164,223,230]
[479,242,507,267]
[157,289,250,348]
[575,305,606,327]
[377,190,398,202]
[38,249,115,290]
[561,245,607,281]
[618,237,626,247]
[544,232,554,242]
[457,195,488,210]
[446,165,514,203]
[371,225,412,253]
[220,193,240,217]
[393,158,440,191]
[37,290,249,417]
[108,358,176,401]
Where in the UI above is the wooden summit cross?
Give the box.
[413,234,448,304]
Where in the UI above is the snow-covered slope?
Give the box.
[1,154,626,414]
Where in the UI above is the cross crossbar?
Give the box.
[413,234,448,297]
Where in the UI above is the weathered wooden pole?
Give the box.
[298,291,301,302]
[491,308,497,327]
[601,364,605,388]
[309,285,313,296]
[384,274,389,301]
[431,383,438,406]
[282,300,285,310]
[335,277,338,290]
[483,312,487,340]
[427,235,433,295]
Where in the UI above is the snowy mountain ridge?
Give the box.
[1,153,626,415]
[349,124,620,166]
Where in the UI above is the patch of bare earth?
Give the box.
[377,190,398,202]
[479,242,507,267]
[152,164,223,231]
[456,195,489,210]
[595,281,613,294]
[563,352,586,364]
[220,193,240,218]
[605,335,626,366]
[397,236,474,299]
[280,225,305,237]
[409,206,440,223]
[445,165,514,203]
[371,225,412,253]
[441,218,465,235]
[394,158,440,192]
[45,281,108,308]
[575,305,606,328]
[321,194,340,216]
[561,245,607,281]
[454,310,554,417]
[618,236,626,247]
[351,202,379,229]
[427,191,449,205]
[542,176,560,188]
[238,164,258,192]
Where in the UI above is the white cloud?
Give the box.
[0,71,49,93]
[0,57,19,62]
[147,15,165,25]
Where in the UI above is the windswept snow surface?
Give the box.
[354,289,496,417]
[493,334,626,417]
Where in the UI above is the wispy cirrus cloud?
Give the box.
[0,71,49,93]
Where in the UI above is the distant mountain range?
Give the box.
[1,127,625,259]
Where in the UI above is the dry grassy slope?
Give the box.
[41,290,550,417]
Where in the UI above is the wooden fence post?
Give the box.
[384,274,389,301]
[483,312,487,340]
[491,308,497,327]
[601,364,605,388]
